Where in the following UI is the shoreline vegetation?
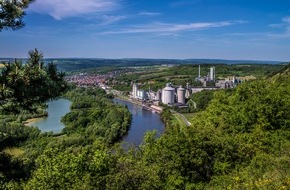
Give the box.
[114,95,143,107]
[62,87,132,144]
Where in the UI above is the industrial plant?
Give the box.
[131,82,188,108]
[130,65,242,109]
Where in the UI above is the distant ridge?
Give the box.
[1,58,286,72]
[0,57,283,64]
[183,58,282,64]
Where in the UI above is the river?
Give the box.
[113,98,165,146]
[28,98,165,146]
[27,99,72,133]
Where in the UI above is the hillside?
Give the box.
[1,64,289,189]
[39,58,284,72]
[267,63,290,80]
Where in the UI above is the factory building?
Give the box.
[136,90,146,100]
[215,75,241,89]
[162,83,175,105]
[131,83,147,100]
[196,65,216,85]
[156,90,162,101]
[131,83,188,107]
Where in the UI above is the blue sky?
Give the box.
[1,0,290,61]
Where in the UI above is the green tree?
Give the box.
[0,0,34,31]
[0,49,67,113]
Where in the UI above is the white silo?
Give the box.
[209,67,215,81]
[232,75,236,83]
[177,86,186,104]
[132,83,138,98]
[156,89,162,101]
[137,90,146,100]
[162,83,175,105]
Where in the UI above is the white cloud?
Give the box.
[139,11,161,16]
[29,0,120,20]
[100,21,242,35]
[282,16,290,23]
[100,15,126,25]
[268,16,290,38]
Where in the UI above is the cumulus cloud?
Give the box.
[101,21,242,35]
[29,0,120,20]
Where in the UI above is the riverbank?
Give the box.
[114,95,143,107]
[112,92,190,125]
[114,95,163,114]
[23,99,72,133]
[24,117,45,126]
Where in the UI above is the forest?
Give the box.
[1,54,290,189]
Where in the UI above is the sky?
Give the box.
[1,0,290,61]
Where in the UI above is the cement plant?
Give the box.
[128,65,243,113]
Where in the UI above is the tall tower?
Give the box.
[198,65,201,78]
[132,83,138,98]
[210,67,215,81]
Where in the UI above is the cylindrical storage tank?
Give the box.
[156,90,162,101]
[140,90,145,100]
[132,84,138,98]
[177,86,186,104]
[162,84,175,104]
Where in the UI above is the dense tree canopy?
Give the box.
[0,0,34,31]
[0,49,67,113]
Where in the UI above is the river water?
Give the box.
[27,99,72,133]
[113,98,165,146]
[28,98,164,146]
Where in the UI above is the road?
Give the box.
[171,110,191,126]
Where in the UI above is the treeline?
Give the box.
[62,88,132,145]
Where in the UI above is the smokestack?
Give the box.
[198,65,201,78]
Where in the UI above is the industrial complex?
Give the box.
[130,65,242,108]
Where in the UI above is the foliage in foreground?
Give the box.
[0,49,67,113]
[0,0,34,31]
[1,65,290,189]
